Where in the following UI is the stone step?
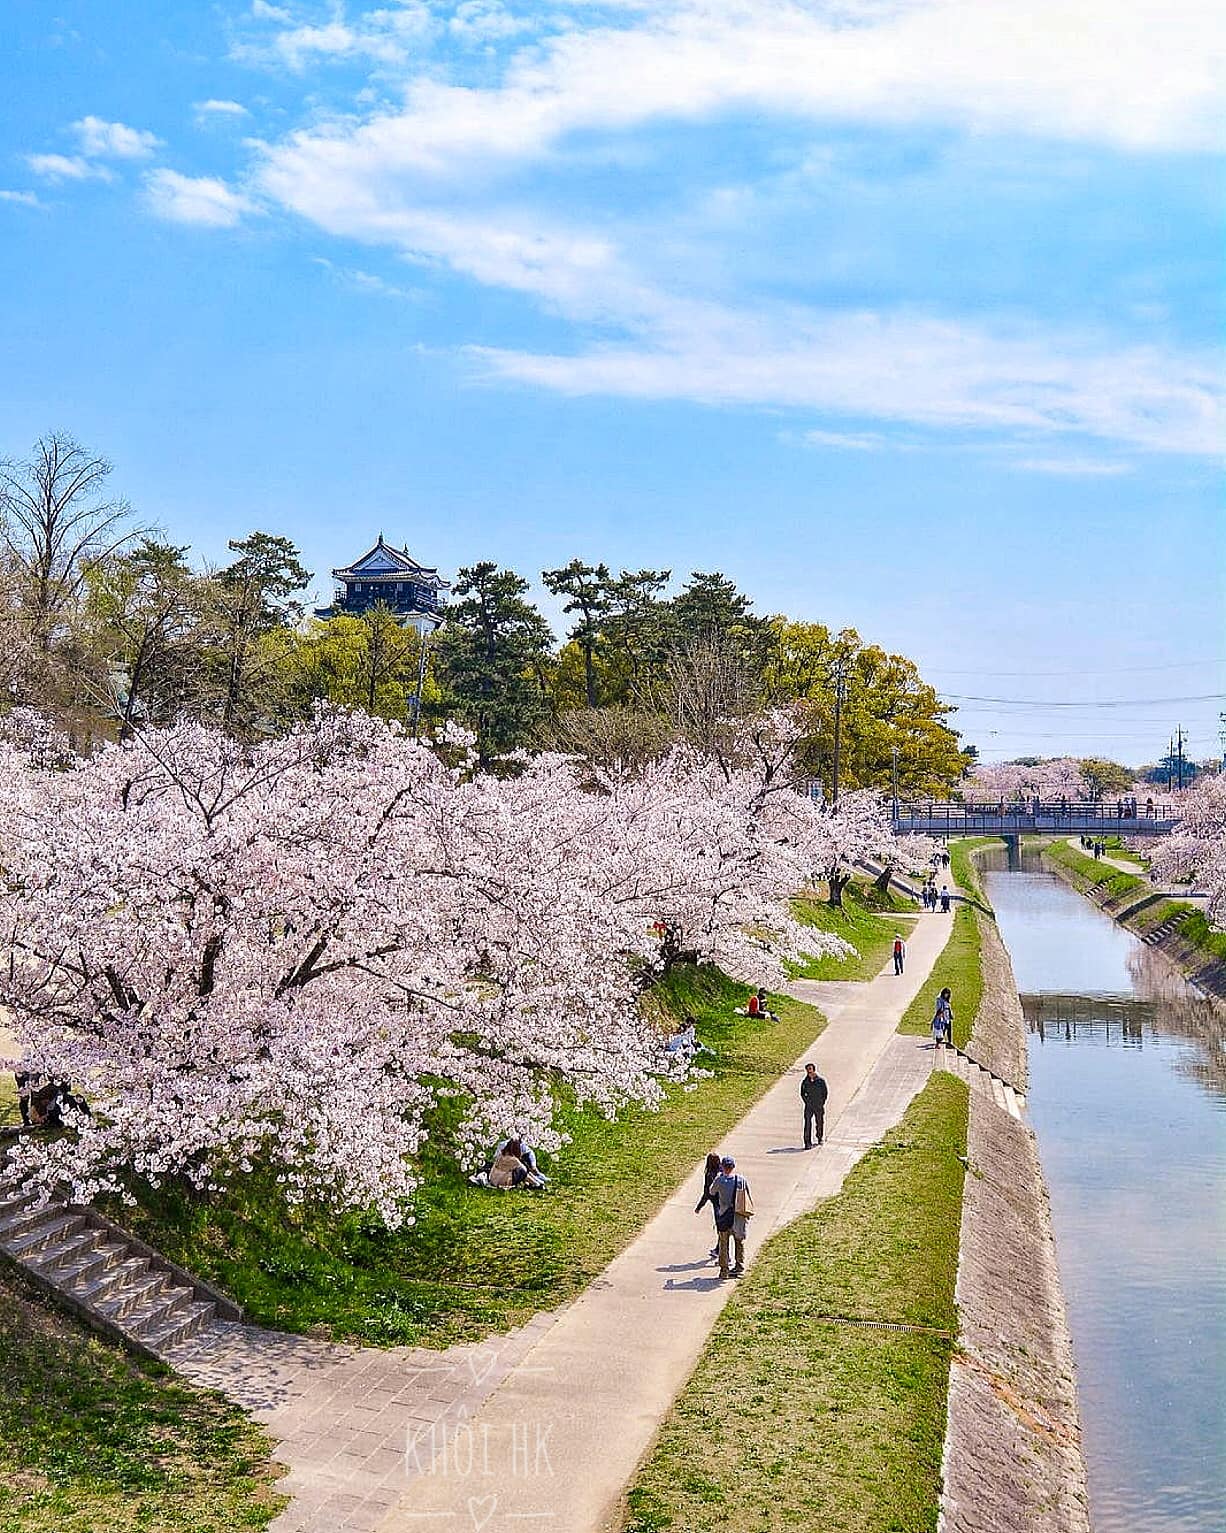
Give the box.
[989,1074,1008,1112]
[62,1252,152,1307]
[97,1266,171,1321]
[24,1226,108,1275]
[0,1183,41,1220]
[0,1198,65,1242]
[136,1298,217,1356]
[96,1279,191,1335]
[0,1211,89,1261]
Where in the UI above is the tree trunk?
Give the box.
[828,870,850,908]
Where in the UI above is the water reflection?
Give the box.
[986,864,1226,1533]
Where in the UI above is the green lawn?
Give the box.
[897,904,980,1049]
[622,1071,969,1533]
[790,880,919,982]
[0,1263,285,1533]
[106,966,829,1349]
[1042,838,1147,905]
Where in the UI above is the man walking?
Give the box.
[713,1155,751,1279]
[892,933,906,975]
[801,1062,828,1149]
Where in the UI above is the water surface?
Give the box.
[983,854,1225,1533]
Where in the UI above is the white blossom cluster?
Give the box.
[1146,774,1226,928]
[0,707,901,1225]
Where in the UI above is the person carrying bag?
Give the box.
[714,1155,753,1279]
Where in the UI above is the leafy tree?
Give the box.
[84,537,202,740]
[542,558,613,708]
[294,610,435,723]
[198,532,312,735]
[763,620,964,798]
[601,568,673,703]
[435,562,554,761]
[1078,757,1136,799]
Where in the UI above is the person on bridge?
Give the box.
[801,1062,828,1148]
[893,934,906,974]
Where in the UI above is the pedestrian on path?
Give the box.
[940,886,951,913]
[694,1151,723,1259]
[801,1063,827,1148]
[932,987,954,1049]
[713,1155,752,1278]
[892,934,906,974]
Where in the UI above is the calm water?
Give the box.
[982,854,1225,1533]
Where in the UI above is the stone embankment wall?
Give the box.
[942,870,1090,1533]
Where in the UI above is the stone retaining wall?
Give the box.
[942,924,1090,1533]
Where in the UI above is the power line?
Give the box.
[941,692,1226,709]
[926,659,1224,677]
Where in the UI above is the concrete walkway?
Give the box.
[369,911,954,1533]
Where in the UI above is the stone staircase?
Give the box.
[0,1158,239,1361]
[1141,906,1193,947]
[940,1045,1026,1120]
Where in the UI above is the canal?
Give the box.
[982,849,1225,1533]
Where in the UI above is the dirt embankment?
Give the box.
[944,921,1090,1533]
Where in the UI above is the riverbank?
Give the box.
[1043,839,1226,1003]
[943,848,1090,1533]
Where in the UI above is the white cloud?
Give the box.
[1013,457,1134,476]
[251,0,292,19]
[144,169,257,227]
[802,428,891,451]
[236,3,434,70]
[449,2,534,43]
[26,153,113,182]
[468,307,1223,458]
[312,255,421,299]
[260,0,1223,177]
[73,115,161,159]
[194,98,251,118]
[0,190,41,207]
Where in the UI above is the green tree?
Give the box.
[1080,756,1138,798]
[84,537,202,739]
[435,562,554,761]
[763,619,964,798]
[295,609,433,722]
[199,532,312,735]
[542,558,613,708]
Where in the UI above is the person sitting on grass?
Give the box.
[666,1015,713,1056]
[489,1138,547,1191]
[745,988,778,1021]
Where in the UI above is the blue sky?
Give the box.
[2,0,1222,765]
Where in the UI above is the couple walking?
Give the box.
[695,1153,754,1279]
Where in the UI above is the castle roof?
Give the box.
[331,534,448,589]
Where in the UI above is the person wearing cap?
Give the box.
[892,933,906,975]
[713,1155,751,1279]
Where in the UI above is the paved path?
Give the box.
[369,912,953,1533]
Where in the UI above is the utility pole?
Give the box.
[1166,735,1174,792]
[831,662,846,806]
[411,623,432,742]
[891,744,900,822]
[1175,725,1186,791]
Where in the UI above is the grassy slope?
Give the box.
[623,1071,969,1533]
[791,879,919,982]
[1044,838,1226,960]
[0,1264,284,1533]
[108,968,829,1349]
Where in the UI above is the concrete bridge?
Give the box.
[891,799,1178,838]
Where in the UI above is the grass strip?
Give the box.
[0,1263,285,1533]
[622,1071,969,1533]
[790,880,919,982]
[898,904,981,1051]
[1042,838,1147,906]
[108,966,829,1348]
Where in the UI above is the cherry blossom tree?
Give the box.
[967,757,1088,801]
[1147,775,1226,927]
[0,707,861,1222]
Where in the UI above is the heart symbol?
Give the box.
[468,1495,497,1531]
[468,1347,498,1385]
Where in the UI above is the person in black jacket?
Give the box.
[801,1062,828,1148]
[694,1150,722,1260]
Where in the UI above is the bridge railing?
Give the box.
[892,799,1177,835]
